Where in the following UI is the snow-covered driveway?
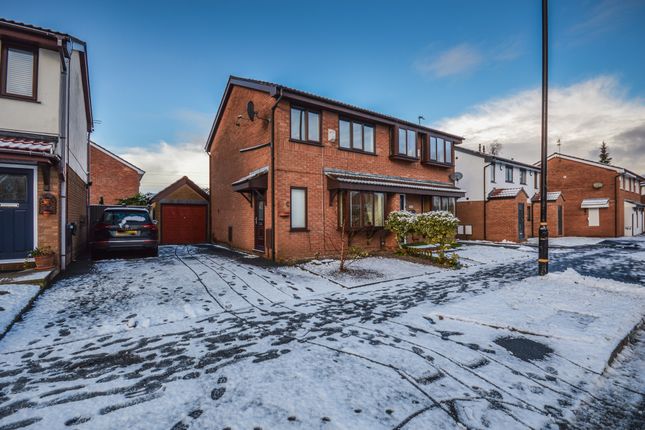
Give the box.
[0,240,643,429]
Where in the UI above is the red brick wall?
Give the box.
[546,158,618,237]
[89,145,141,205]
[456,201,485,240]
[485,193,528,242]
[66,167,88,263]
[271,100,457,261]
[530,197,565,237]
[208,86,459,260]
[209,86,272,253]
[37,165,60,260]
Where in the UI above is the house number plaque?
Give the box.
[39,193,57,215]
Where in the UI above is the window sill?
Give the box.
[289,228,309,232]
[0,94,39,103]
[505,180,514,184]
[290,139,323,147]
[421,160,453,168]
[339,226,386,232]
[390,154,418,162]
[338,147,377,156]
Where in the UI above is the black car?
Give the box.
[91,207,158,257]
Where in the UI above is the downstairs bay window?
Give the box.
[339,191,385,229]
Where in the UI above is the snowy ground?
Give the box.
[0,238,643,429]
[0,284,40,335]
[525,236,612,247]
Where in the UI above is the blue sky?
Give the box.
[4,0,645,190]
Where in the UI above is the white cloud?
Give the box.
[569,0,641,39]
[415,39,524,78]
[415,43,483,78]
[120,141,209,194]
[435,76,645,173]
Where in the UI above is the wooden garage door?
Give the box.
[161,204,207,244]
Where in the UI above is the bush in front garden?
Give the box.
[384,211,418,248]
[385,210,460,263]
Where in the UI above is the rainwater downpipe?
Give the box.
[58,38,70,270]
[483,162,492,240]
[270,87,283,262]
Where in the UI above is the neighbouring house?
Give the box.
[453,146,558,242]
[544,153,645,237]
[89,141,144,205]
[150,176,209,245]
[205,76,465,261]
[0,19,92,270]
[530,192,565,238]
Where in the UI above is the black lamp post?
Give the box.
[538,0,549,275]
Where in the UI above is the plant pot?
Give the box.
[34,254,55,270]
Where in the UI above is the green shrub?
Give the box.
[384,211,418,248]
[385,210,460,260]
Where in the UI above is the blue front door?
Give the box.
[0,167,34,260]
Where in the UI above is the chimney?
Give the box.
[478,144,482,152]
[482,145,486,153]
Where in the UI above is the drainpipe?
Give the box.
[615,173,620,237]
[269,87,283,262]
[58,38,70,270]
[483,162,491,240]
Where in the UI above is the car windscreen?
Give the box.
[102,210,151,227]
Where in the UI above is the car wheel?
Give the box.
[150,248,159,257]
[91,249,103,260]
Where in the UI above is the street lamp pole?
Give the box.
[538,0,549,275]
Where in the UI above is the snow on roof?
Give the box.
[580,198,609,209]
[231,166,269,186]
[324,168,464,194]
[488,187,524,199]
[531,191,562,202]
[0,135,55,155]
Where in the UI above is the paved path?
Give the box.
[0,239,643,429]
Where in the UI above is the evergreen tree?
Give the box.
[599,141,612,164]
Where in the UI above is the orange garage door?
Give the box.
[161,204,207,244]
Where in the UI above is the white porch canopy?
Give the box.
[580,198,609,209]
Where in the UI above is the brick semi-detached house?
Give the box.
[0,19,93,270]
[544,153,645,237]
[206,76,465,261]
[453,146,563,242]
[89,141,144,205]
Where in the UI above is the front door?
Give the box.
[518,203,525,241]
[253,192,265,252]
[0,167,34,260]
[557,206,563,236]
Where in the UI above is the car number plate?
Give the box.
[116,230,139,237]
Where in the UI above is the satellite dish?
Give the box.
[449,172,463,181]
[247,101,256,121]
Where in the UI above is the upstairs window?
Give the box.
[520,169,527,184]
[339,119,375,153]
[534,172,539,189]
[1,44,38,100]
[426,136,453,165]
[505,166,514,183]
[396,128,417,158]
[290,106,320,143]
[491,163,496,183]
